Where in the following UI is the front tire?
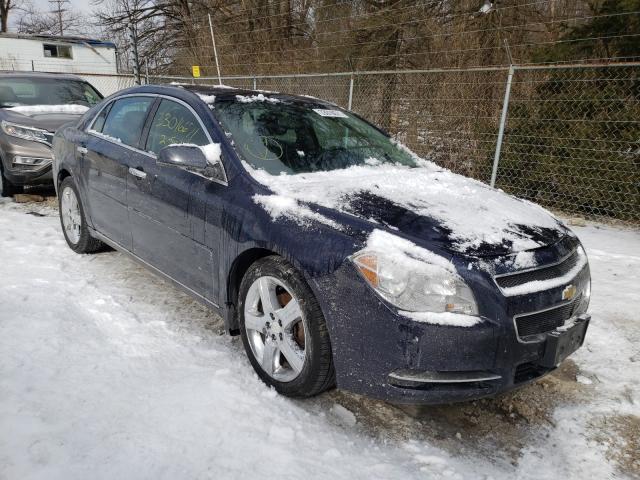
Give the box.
[1,165,23,197]
[238,256,335,397]
[58,176,104,254]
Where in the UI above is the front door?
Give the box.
[83,96,155,249]
[128,98,217,301]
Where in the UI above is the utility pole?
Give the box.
[48,0,69,36]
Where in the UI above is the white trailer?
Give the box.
[0,33,118,75]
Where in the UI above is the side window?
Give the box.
[145,99,209,155]
[90,102,112,133]
[101,96,154,148]
[43,44,73,59]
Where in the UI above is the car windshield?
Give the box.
[0,77,102,108]
[213,96,419,175]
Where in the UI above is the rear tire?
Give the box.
[238,256,335,398]
[0,166,23,197]
[58,176,104,254]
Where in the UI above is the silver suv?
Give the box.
[0,72,102,196]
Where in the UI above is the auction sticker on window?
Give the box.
[312,108,349,118]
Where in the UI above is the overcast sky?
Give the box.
[30,0,95,15]
[10,0,99,34]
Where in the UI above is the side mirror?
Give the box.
[157,145,208,170]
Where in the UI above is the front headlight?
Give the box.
[578,245,591,313]
[351,251,478,315]
[1,120,50,144]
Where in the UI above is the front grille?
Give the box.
[496,248,580,289]
[515,294,582,339]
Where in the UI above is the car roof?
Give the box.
[112,83,338,107]
[182,84,331,104]
[0,71,86,81]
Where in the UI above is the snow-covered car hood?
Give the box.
[248,161,567,256]
[1,105,89,132]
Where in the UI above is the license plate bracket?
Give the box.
[539,315,590,368]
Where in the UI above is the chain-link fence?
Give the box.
[45,63,640,224]
[77,73,137,97]
[501,65,639,222]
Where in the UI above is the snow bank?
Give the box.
[244,148,562,253]
[9,104,89,115]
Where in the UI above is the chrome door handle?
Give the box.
[128,167,147,179]
[77,146,88,155]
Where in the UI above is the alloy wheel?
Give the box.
[244,276,308,382]
[60,186,82,245]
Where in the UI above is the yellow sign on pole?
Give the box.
[192,65,201,78]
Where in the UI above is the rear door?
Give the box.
[83,95,155,249]
[128,97,218,300]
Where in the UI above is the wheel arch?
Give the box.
[225,247,279,334]
[57,168,72,188]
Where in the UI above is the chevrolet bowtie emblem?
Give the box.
[562,284,577,301]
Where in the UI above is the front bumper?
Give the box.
[311,259,590,405]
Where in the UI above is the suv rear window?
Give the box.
[0,77,101,108]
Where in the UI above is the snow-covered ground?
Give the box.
[1,197,638,480]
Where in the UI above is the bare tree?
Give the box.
[92,0,610,76]
[17,3,87,36]
[0,0,26,32]
[94,0,200,75]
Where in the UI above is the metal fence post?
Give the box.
[347,73,354,110]
[490,65,515,188]
[208,13,223,85]
[253,76,257,89]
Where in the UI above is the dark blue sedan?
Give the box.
[52,85,591,404]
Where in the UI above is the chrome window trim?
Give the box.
[85,92,228,186]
